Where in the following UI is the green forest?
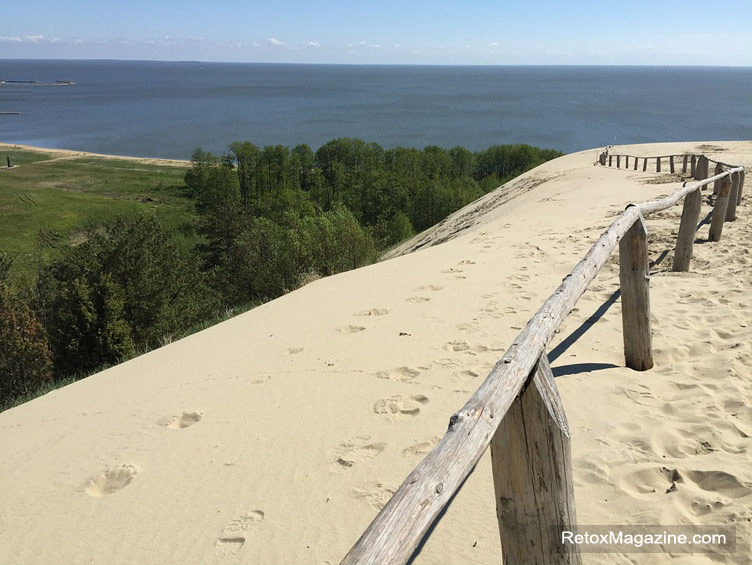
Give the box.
[0,139,561,410]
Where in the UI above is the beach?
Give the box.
[0,142,190,168]
[0,140,749,564]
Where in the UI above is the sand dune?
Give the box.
[0,141,749,564]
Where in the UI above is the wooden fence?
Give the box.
[341,152,745,564]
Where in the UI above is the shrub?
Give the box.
[37,216,216,376]
[0,281,53,403]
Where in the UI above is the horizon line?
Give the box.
[2,57,752,68]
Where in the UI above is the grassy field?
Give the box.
[0,146,196,282]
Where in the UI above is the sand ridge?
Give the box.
[0,141,749,563]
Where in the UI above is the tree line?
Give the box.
[0,138,561,407]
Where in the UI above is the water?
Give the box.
[1,60,750,160]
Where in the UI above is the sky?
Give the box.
[2,0,751,65]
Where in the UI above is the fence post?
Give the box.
[619,213,653,371]
[616,155,621,168]
[625,156,629,168]
[656,157,661,173]
[725,172,740,221]
[634,157,638,171]
[709,176,731,241]
[682,155,688,173]
[490,353,580,565]
[738,170,745,205]
[643,158,648,172]
[712,163,724,195]
[695,156,709,182]
[609,155,613,167]
[672,188,702,272]
[669,156,675,173]
[691,155,696,176]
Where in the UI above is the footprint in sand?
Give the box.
[373,395,429,417]
[354,308,390,317]
[375,366,422,383]
[352,483,396,511]
[85,464,139,497]
[161,411,203,429]
[684,470,752,499]
[288,347,304,355]
[331,436,386,472]
[413,284,443,292]
[454,369,480,379]
[336,324,366,333]
[215,511,265,556]
[445,340,471,352]
[458,260,476,265]
[407,296,431,303]
[618,465,683,497]
[403,436,441,456]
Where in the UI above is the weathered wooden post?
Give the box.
[656,157,661,173]
[725,172,740,221]
[682,155,688,173]
[619,212,653,371]
[634,157,638,170]
[625,156,629,168]
[609,155,613,167]
[669,156,675,173]
[709,175,731,241]
[617,155,621,168]
[738,170,745,205]
[672,188,702,272]
[695,156,708,182]
[491,354,580,565]
[712,163,724,195]
[643,158,648,172]
[691,155,697,176]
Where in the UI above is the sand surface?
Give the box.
[0,141,750,564]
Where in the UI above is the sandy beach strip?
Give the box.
[0,142,190,167]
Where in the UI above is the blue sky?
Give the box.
[2,0,751,65]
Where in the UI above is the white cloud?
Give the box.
[307,41,321,48]
[26,34,45,43]
[488,42,500,47]
[348,41,381,49]
[267,37,287,46]
[0,36,23,43]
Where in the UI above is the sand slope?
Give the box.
[0,142,749,564]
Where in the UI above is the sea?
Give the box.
[1,60,750,160]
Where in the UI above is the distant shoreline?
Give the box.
[0,142,190,167]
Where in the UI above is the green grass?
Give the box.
[0,147,196,281]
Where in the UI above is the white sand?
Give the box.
[0,141,749,564]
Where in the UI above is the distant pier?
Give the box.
[0,80,76,86]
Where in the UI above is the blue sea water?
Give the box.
[0,60,750,160]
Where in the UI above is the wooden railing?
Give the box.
[341,152,745,564]
[597,146,742,178]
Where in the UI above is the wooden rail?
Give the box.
[342,155,745,564]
